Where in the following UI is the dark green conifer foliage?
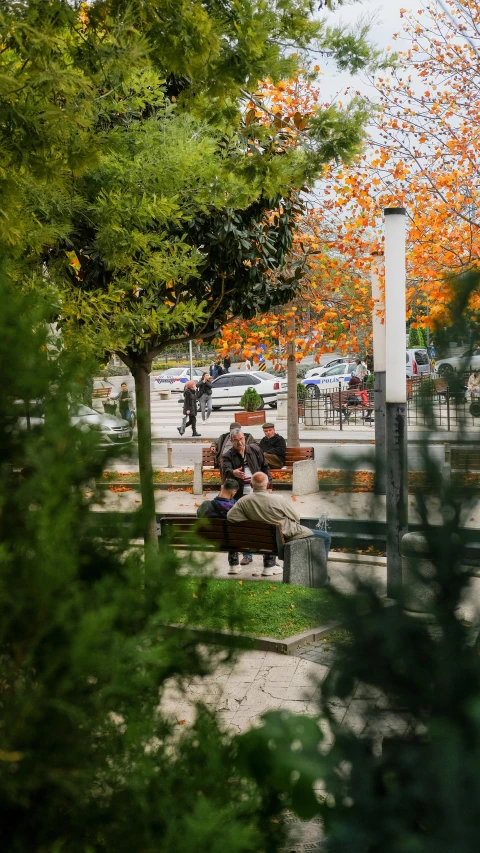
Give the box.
[0,274,286,852]
[237,272,480,851]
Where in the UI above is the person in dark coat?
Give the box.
[222,432,271,498]
[223,355,231,373]
[196,478,251,572]
[212,422,256,470]
[178,380,201,436]
[259,423,286,469]
[196,372,213,422]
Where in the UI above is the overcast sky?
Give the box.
[320,0,418,101]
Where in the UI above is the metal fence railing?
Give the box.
[298,375,480,431]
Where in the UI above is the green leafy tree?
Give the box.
[0,271,289,853]
[0,0,380,548]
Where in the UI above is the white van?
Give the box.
[406,348,431,378]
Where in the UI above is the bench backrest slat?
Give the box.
[202,446,314,468]
[160,516,283,553]
[451,447,480,471]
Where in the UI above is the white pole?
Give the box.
[189,340,193,380]
[384,209,406,402]
[384,207,407,596]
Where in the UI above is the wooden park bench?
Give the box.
[444,445,480,477]
[92,387,111,402]
[201,445,315,475]
[329,390,374,424]
[158,515,328,587]
[158,515,285,559]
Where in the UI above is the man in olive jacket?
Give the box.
[222,432,271,498]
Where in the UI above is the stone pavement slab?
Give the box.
[160,650,327,734]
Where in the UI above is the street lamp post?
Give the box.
[384,208,408,597]
[371,253,386,494]
[188,340,193,380]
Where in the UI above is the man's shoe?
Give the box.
[192,432,202,436]
[177,426,185,436]
[228,563,241,574]
[261,567,274,577]
[240,556,252,566]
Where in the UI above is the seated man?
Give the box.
[467,369,480,396]
[196,478,249,574]
[222,432,271,499]
[227,472,331,577]
[347,375,373,422]
[259,422,286,469]
[212,422,256,471]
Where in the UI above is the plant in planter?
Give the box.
[240,387,263,411]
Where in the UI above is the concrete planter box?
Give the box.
[234,410,266,426]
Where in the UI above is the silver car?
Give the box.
[70,405,133,447]
[15,402,133,448]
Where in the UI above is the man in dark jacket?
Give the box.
[177,380,201,436]
[259,423,286,469]
[212,423,256,470]
[222,432,271,498]
[196,478,250,572]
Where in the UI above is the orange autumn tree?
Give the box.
[308,0,480,336]
[216,76,374,368]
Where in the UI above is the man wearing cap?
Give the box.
[259,423,286,469]
[212,422,256,470]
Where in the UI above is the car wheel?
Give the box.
[268,401,277,409]
[470,401,480,418]
[438,363,454,376]
[306,384,320,398]
[256,398,265,410]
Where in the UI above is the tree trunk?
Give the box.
[131,358,158,555]
[286,316,300,447]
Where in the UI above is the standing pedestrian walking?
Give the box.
[177,380,201,436]
[244,357,252,371]
[223,354,231,373]
[196,372,213,422]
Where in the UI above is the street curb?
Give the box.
[161,620,342,655]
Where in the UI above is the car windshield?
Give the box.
[251,372,276,380]
[163,368,185,376]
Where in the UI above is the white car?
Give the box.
[154,366,205,392]
[435,347,480,377]
[211,371,287,409]
[406,348,431,378]
[302,361,358,396]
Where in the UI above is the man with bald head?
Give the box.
[227,471,331,576]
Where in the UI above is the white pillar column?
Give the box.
[384,208,408,596]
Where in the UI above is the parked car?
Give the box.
[406,348,432,378]
[70,405,133,447]
[305,357,356,379]
[154,366,205,392]
[210,371,287,409]
[302,361,358,396]
[14,402,133,448]
[435,347,480,376]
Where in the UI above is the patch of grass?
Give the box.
[320,629,354,648]
[175,577,340,640]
